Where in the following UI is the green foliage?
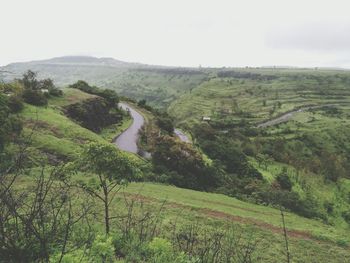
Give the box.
[7,95,23,113]
[0,94,22,153]
[152,135,217,190]
[22,88,48,106]
[65,97,123,132]
[156,113,174,134]
[80,142,139,182]
[148,238,190,263]
[276,168,293,191]
[90,235,116,263]
[19,70,62,106]
[69,80,119,107]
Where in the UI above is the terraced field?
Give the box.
[168,69,350,127]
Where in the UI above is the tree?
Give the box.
[19,71,48,106]
[20,70,39,90]
[153,136,216,190]
[138,99,147,107]
[156,114,174,134]
[76,143,139,235]
[276,168,293,191]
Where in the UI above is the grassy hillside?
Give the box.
[18,88,103,159]
[120,182,350,262]
[19,87,143,165]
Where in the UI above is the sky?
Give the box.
[1,0,350,68]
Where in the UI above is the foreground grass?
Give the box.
[118,182,350,262]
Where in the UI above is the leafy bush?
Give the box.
[90,235,115,263]
[7,96,23,113]
[156,114,174,134]
[22,89,48,106]
[65,98,123,132]
[276,170,293,191]
[152,135,218,190]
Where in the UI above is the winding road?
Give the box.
[115,102,190,157]
[114,103,145,154]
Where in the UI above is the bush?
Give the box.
[276,171,293,191]
[7,96,23,113]
[342,210,350,224]
[65,98,123,132]
[89,235,115,263]
[148,237,173,261]
[49,87,63,97]
[22,89,48,106]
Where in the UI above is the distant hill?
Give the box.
[0,56,208,108]
[0,56,145,83]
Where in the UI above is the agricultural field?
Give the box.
[168,69,350,126]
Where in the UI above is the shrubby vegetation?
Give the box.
[19,70,63,106]
[69,80,119,107]
[65,97,124,132]
[0,94,22,153]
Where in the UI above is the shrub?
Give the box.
[156,114,174,134]
[22,89,48,106]
[148,237,173,261]
[7,96,23,113]
[89,235,115,263]
[342,210,350,224]
[49,87,63,97]
[276,171,293,191]
[65,98,123,132]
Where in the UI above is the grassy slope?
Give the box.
[49,87,97,106]
[21,104,106,159]
[20,88,143,164]
[121,182,350,263]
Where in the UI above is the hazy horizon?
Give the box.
[1,0,350,68]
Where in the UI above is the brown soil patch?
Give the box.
[189,197,277,216]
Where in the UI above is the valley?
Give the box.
[1,59,350,262]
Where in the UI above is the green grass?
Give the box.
[21,104,107,158]
[117,182,350,262]
[168,71,350,126]
[19,92,144,164]
[49,88,97,106]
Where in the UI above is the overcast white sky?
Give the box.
[1,0,350,68]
